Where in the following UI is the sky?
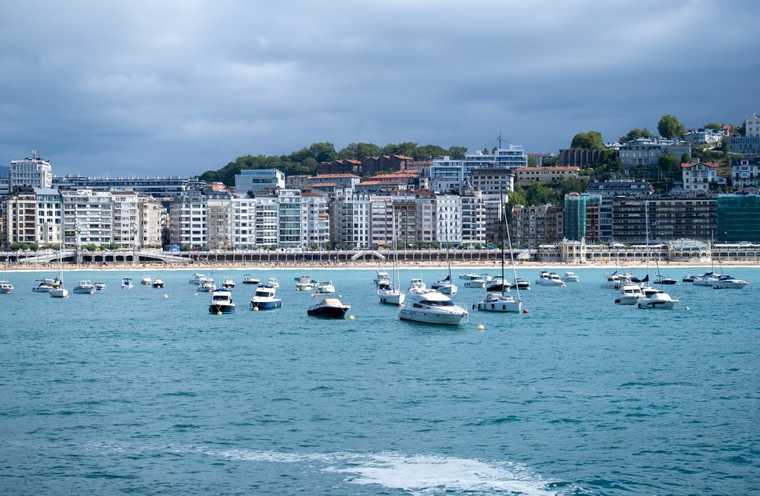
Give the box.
[0,0,758,177]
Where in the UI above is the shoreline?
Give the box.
[2,260,757,273]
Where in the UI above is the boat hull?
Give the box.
[476,300,522,313]
[614,296,640,305]
[399,308,466,325]
[50,288,69,298]
[209,303,236,314]
[637,300,676,309]
[379,292,405,306]
[250,299,282,310]
[307,306,348,319]
[73,287,95,294]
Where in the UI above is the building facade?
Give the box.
[234,169,285,196]
[717,193,760,242]
[681,161,721,192]
[510,204,564,248]
[9,153,53,191]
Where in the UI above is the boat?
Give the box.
[0,280,14,294]
[121,277,134,289]
[296,280,315,291]
[94,282,106,291]
[399,289,468,325]
[637,290,679,309]
[693,272,720,287]
[614,284,643,305]
[712,275,750,289]
[32,278,59,293]
[604,271,632,289]
[189,273,206,285]
[409,278,426,293]
[536,271,566,287]
[294,275,312,283]
[152,278,165,288]
[655,274,677,285]
[222,279,236,289]
[374,271,391,287]
[266,277,279,288]
[242,274,260,285]
[208,289,236,314]
[314,281,336,294]
[198,279,215,292]
[459,273,482,281]
[49,245,69,299]
[682,275,696,283]
[141,276,152,286]
[250,284,282,310]
[378,224,405,306]
[463,277,486,289]
[561,272,580,283]
[476,189,524,314]
[431,274,458,295]
[73,280,96,295]
[307,297,350,318]
[485,277,511,293]
[514,277,531,290]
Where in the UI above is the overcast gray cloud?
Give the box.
[0,0,758,176]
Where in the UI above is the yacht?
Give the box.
[296,279,315,291]
[49,285,69,299]
[431,275,458,295]
[604,271,632,289]
[73,280,96,295]
[561,272,580,283]
[141,276,152,286]
[198,279,215,292]
[209,289,236,314]
[378,223,405,306]
[94,282,106,291]
[463,277,486,289]
[0,280,14,294]
[458,273,482,281]
[514,278,531,290]
[242,274,259,285]
[250,284,282,310]
[294,275,312,283]
[476,292,522,313]
[682,275,696,283]
[152,278,165,289]
[486,277,511,293]
[637,290,679,309]
[379,286,405,305]
[307,297,350,318]
[693,272,720,287]
[221,278,235,289]
[712,275,750,289]
[614,284,643,305]
[32,278,59,293]
[409,278,426,293]
[189,273,206,285]
[399,289,468,325]
[536,271,566,287]
[121,277,134,289]
[266,277,279,288]
[374,271,391,287]
[314,281,336,294]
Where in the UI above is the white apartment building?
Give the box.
[4,192,38,246]
[111,192,140,248]
[331,194,370,249]
[35,188,63,247]
[731,157,760,189]
[430,145,527,193]
[302,194,329,249]
[235,169,285,195]
[470,168,515,194]
[681,161,720,192]
[746,113,760,138]
[461,190,486,246]
[9,152,53,190]
[170,192,207,250]
[254,197,279,247]
[369,195,394,249]
[61,189,113,247]
[415,196,436,245]
[207,198,232,250]
[434,194,462,245]
[138,197,166,248]
[231,198,258,249]
[277,189,303,248]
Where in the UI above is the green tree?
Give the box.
[570,131,604,150]
[447,146,467,159]
[337,142,381,161]
[619,128,653,143]
[704,122,722,131]
[657,114,686,139]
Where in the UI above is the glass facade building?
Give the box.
[717,194,760,242]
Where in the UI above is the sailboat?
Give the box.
[378,216,405,306]
[431,243,458,295]
[476,186,522,313]
[49,243,69,298]
[0,256,13,294]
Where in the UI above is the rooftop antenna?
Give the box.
[497,132,503,150]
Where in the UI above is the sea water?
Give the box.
[0,267,758,495]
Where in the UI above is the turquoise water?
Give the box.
[0,267,758,495]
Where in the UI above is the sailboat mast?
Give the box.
[499,187,505,294]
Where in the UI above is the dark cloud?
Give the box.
[0,0,758,175]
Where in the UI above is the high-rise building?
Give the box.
[564,193,602,242]
[461,190,486,246]
[302,193,329,249]
[434,194,462,245]
[277,189,303,248]
[61,190,113,247]
[330,193,370,249]
[9,152,53,191]
[138,197,166,248]
[170,191,207,250]
[207,197,232,250]
[717,193,760,242]
[510,204,564,248]
[111,192,140,249]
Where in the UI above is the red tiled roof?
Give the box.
[680,161,720,169]
[311,173,360,179]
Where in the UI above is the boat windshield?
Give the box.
[422,299,454,306]
[255,290,272,297]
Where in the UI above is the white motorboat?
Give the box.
[431,275,458,295]
[409,278,426,292]
[209,289,236,314]
[121,277,134,289]
[693,272,720,287]
[197,279,215,292]
[514,278,531,290]
[73,280,96,294]
[266,277,279,288]
[378,287,405,306]
[561,271,580,283]
[399,289,468,325]
[314,281,336,294]
[485,277,511,293]
[536,271,566,287]
[242,274,260,285]
[189,273,206,285]
[307,297,350,318]
[141,276,152,286]
[296,280,315,291]
[458,273,482,281]
[476,291,522,313]
[294,275,312,283]
[614,284,643,305]
[374,271,391,287]
[712,275,750,289]
[655,274,677,285]
[49,286,69,298]
[637,290,679,309]
[222,279,236,289]
[32,278,59,293]
[604,271,632,289]
[0,280,14,294]
[250,284,282,310]
[152,278,165,289]
[94,282,106,291]
[463,278,486,289]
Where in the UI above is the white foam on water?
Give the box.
[205,449,557,495]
